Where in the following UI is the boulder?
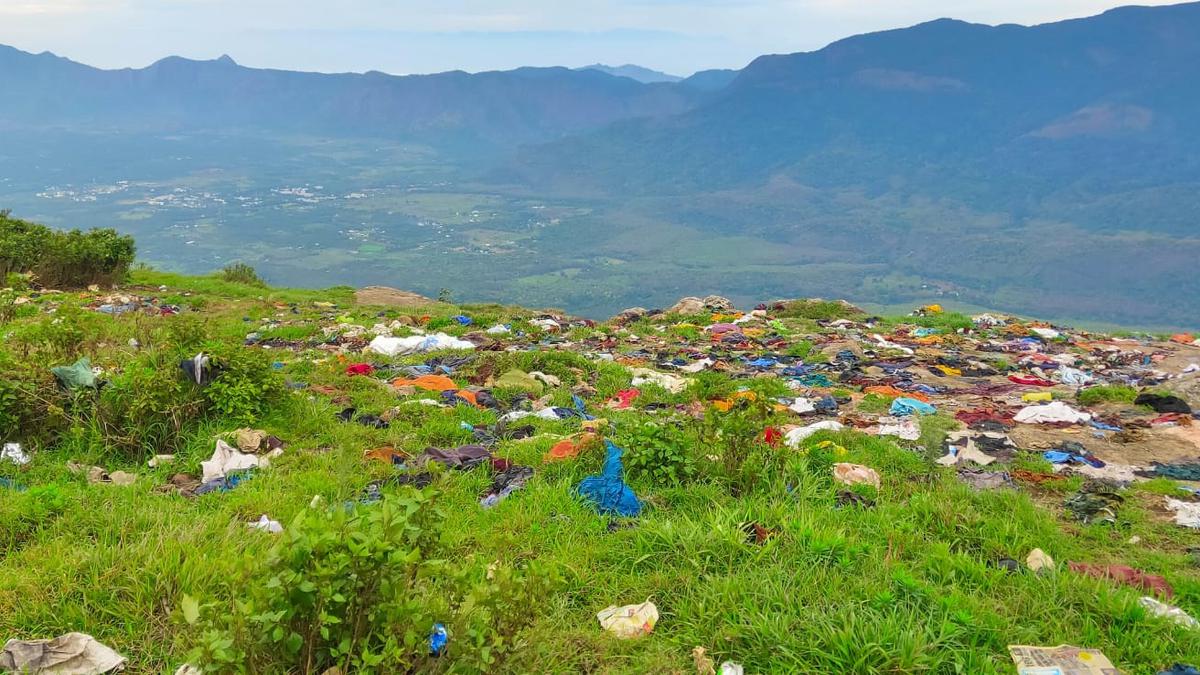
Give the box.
[667,297,706,315]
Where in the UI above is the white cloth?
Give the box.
[485,324,511,334]
[1013,401,1091,424]
[783,421,844,447]
[630,368,689,393]
[1165,498,1200,529]
[788,398,816,414]
[367,333,475,356]
[201,439,263,484]
[2,442,30,465]
[876,417,919,441]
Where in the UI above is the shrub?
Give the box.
[623,422,697,486]
[220,263,265,286]
[201,342,286,424]
[187,490,558,673]
[0,212,135,288]
[776,299,863,321]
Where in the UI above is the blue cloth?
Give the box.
[747,357,777,368]
[890,397,936,416]
[1089,419,1122,432]
[452,315,472,325]
[781,364,814,376]
[1043,450,1106,468]
[429,623,448,656]
[913,328,939,337]
[577,441,642,517]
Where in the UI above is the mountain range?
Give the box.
[1,2,1199,327]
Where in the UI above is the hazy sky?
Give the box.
[0,0,1183,76]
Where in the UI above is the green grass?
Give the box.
[2,272,1199,673]
[1077,385,1139,407]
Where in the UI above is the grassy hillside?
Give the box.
[2,268,1199,673]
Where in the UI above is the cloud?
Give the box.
[0,0,123,15]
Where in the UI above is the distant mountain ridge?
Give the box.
[580,63,682,84]
[0,45,704,149]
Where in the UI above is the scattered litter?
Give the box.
[1,442,29,465]
[1164,498,1200,529]
[1026,548,1055,572]
[577,441,642,517]
[1139,596,1199,629]
[833,463,880,489]
[1008,644,1117,675]
[597,600,658,638]
[248,515,283,533]
[0,632,127,674]
[429,623,448,656]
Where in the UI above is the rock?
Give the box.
[668,297,706,314]
[353,286,437,307]
[613,307,648,323]
[702,295,734,311]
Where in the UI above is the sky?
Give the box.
[0,0,1184,76]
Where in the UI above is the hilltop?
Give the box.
[3,3,1200,328]
[2,249,1200,671]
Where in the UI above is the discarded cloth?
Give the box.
[1164,498,1200,529]
[180,353,214,385]
[783,421,844,447]
[201,439,264,484]
[1026,548,1054,572]
[367,333,475,357]
[1135,393,1192,414]
[1068,562,1173,597]
[1013,401,1091,425]
[0,632,127,674]
[957,469,1012,490]
[577,440,642,517]
[480,465,534,508]
[597,600,658,638]
[418,445,491,470]
[1064,489,1123,524]
[52,357,98,390]
[889,397,935,416]
[833,463,880,489]
[392,374,458,392]
[544,433,600,462]
[630,368,688,394]
[2,442,30,465]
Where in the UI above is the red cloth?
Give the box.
[1008,374,1056,387]
[954,409,1014,426]
[611,389,640,409]
[762,426,783,447]
[345,363,375,376]
[1068,562,1173,598]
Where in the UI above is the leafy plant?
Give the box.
[221,263,265,286]
[623,422,697,486]
[201,342,285,424]
[187,490,557,673]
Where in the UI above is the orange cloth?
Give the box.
[453,390,482,407]
[1170,333,1196,344]
[544,433,600,461]
[364,447,405,464]
[711,390,758,412]
[391,374,458,391]
[863,386,930,402]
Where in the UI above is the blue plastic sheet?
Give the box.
[577,440,642,517]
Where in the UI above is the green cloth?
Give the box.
[494,369,543,392]
[51,357,97,390]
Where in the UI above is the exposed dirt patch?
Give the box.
[353,286,439,307]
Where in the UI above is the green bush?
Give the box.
[623,422,697,486]
[201,342,286,425]
[1077,385,1138,406]
[0,212,135,288]
[187,491,558,673]
[776,299,863,321]
[220,263,265,287]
